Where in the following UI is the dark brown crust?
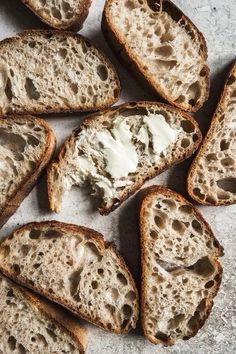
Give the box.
[0,30,120,116]
[0,273,87,353]
[0,115,55,229]
[139,185,223,345]
[47,101,202,214]
[102,0,210,112]
[187,60,236,205]
[21,0,92,31]
[0,221,139,334]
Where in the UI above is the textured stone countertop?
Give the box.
[0,1,235,353]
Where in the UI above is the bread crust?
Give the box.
[47,101,202,214]
[0,115,55,228]
[0,221,139,334]
[0,30,120,116]
[139,186,223,345]
[187,60,236,205]
[102,0,210,112]
[21,0,92,31]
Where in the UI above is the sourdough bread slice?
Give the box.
[0,115,55,228]
[0,221,139,334]
[188,61,236,205]
[0,273,87,353]
[47,101,202,214]
[0,30,120,115]
[139,186,223,345]
[102,0,209,112]
[21,0,92,30]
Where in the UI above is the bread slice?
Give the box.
[0,273,87,353]
[21,0,92,30]
[0,115,55,228]
[47,101,202,214]
[139,186,223,345]
[0,30,120,115]
[102,0,209,112]
[188,61,236,205]
[0,221,139,334]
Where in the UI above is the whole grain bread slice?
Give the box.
[47,101,202,215]
[0,273,87,353]
[188,61,236,205]
[0,115,55,228]
[102,0,209,112]
[21,0,92,30]
[0,30,120,115]
[139,186,223,345]
[0,221,139,334]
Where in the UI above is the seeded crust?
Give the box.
[0,273,87,353]
[139,186,223,345]
[0,30,120,115]
[0,221,139,334]
[0,115,55,228]
[47,101,202,215]
[102,0,210,112]
[21,0,92,31]
[187,60,236,205]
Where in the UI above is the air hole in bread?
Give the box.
[180,120,194,133]
[192,257,215,277]
[206,153,217,162]
[21,244,31,257]
[25,78,40,100]
[162,199,176,210]
[154,211,167,229]
[205,280,215,289]
[29,230,41,239]
[59,48,67,59]
[125,0,136,9]
[178,204,192,214]
[2,245,10,256]
[200,67,208,77]
[9,68,14,77]
[188,299,206,331]
[12,264,21,275]
[92,281,98,289]
[150,230,158,239]
[97,65,108,81]
[217,178,236,193]
[46,325,57,341]
[29,41,36,48]
[45,229,63,239]
[156,59,177,70]
[51,7,62,19]
[97,268,104,276]
[155,331,169,342]
[85,242,102,262]
[27,135,40,147]
[5,78,13,100]
[122,304,133,318]
[8,336,17,350]
[33,263,41,269]
[155,45,173,57]
[117,272,128,286]
[175,95,185,104]
[125,290,136,301]
[192,219,203,234]
[181,138,190,148]
[220,139,230,151]
[70,83,78,94]
[69,269,82,297]
[221,157,234,167]
[193,187,205,200]
[172,220,185,234]
[168,314,185,329]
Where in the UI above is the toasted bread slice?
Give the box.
[0,273,87,353]
[139,186,223,345]
[188,61,236,205]
[47,101,202,214]
[0,221,139,334]
[0,30,120,115]
[0,115,55,228]
[22,0,92,30]
[102,0,209,112]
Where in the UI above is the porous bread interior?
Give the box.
[25,0,84,28]
[189,73,236,204]
[0,31,119,114]
[0,274,81,353]
[106,0,208,110]
[0,224,138,332]
[49,104,199,212]
[0,118,47,209]
[142,192,222,344]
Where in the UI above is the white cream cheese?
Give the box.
[96,119,138,179]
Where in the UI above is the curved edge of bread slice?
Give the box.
[0,115,55,228]
[21,0,92,31]
[139,186,223,345]
[187,60,236,205]
[102,0,209,112]
[0,221,139,334]
[0,273,87,353]
[47,101,202,215]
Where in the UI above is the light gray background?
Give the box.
[0,1,235,353]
